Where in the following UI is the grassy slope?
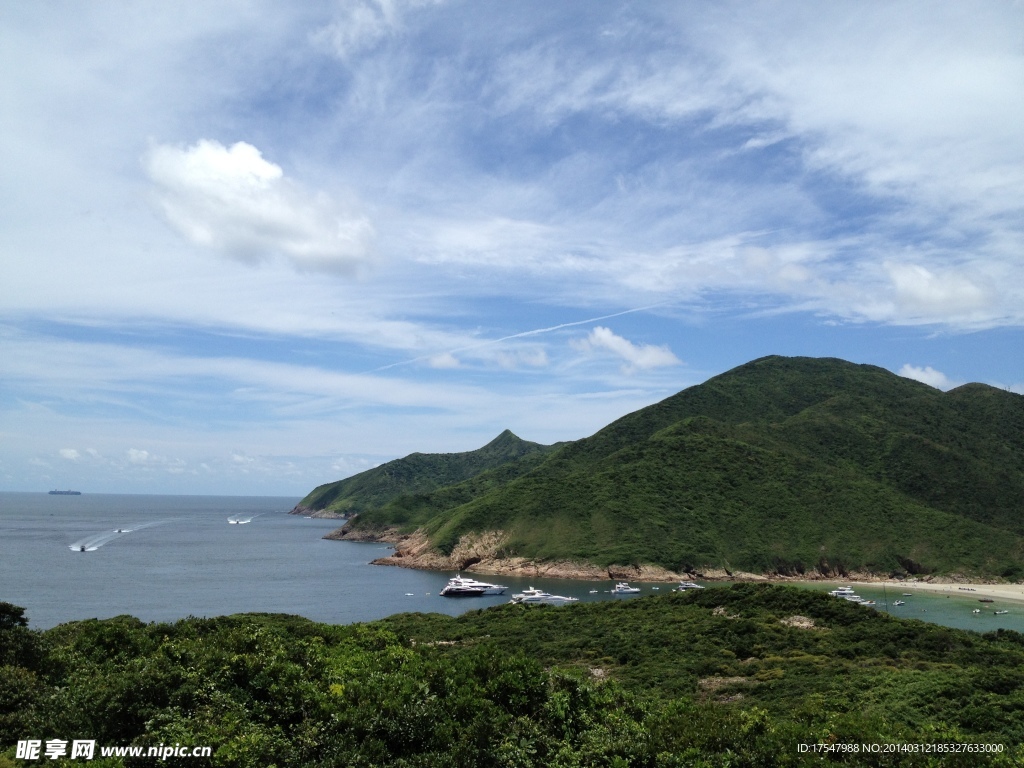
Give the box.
[353,356,1024,576]
[296,429,557,515]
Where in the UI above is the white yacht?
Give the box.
[829,586,857,598]
[611,582,641,594]
[510,588,578,605]
[675,581,705,591]
[439,574,508,597]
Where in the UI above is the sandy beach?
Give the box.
[826,580,1024,605]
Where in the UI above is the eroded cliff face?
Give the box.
[327,526,693,581]
[324,524,980,584]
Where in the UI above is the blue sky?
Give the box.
[2,1,1022,495]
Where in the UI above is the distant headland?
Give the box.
[295,355,1024,583]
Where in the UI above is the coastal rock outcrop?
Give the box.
[288,504,348,519]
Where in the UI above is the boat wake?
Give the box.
[227,514,261,525]
[69,520,172,552]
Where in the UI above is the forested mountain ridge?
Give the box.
[290,429,558,517]
[321,356,1024,578]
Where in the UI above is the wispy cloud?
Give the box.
[3,2,1022,493]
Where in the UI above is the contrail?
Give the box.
[368,301,670,373]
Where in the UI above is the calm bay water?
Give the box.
[3,492,1023,634]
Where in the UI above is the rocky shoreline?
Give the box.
[288,504,348,520]
[319,523,1009,586]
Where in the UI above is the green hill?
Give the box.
[5,588,1024,766]
[336,356,1024,578]
[291,429,558,516]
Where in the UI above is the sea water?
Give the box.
[3,492,1024,634]
[799,582,1024,634]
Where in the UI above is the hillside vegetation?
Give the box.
[4,587,1024,766]
[6,585,1024,765]
[292,429,557,516]
[331,356,1024,578]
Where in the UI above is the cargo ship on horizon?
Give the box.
[48,490,82,495]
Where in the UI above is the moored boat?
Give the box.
[510,587,578,605]
[829,586,857,598]
[611,582,641,594]
[674,581,705,591]
[439,574,508,597]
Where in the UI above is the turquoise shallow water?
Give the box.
[3,492,1024,634]
[795,582,1024,633]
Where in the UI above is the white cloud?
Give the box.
[59,448,80,460]
[898,364,955,391]
[574,327,680,374]
[496,348,549,370]
[884,263,990,318]
[145,140,374,273]
[428,352,460,368]
[127,448,150,464]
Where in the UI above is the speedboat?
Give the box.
[439,574,508,597]
[675,581,705,591]
[510,588,578,605]
[995,610,1009,615]
[893,600,906,606]
[611,582,641,594]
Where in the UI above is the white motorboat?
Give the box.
[675,581,705,591]
[829,586,857,598]
[893,600,906,606]
[510,587,578,605]
[611,582,641,594]
[439,574,508,597]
